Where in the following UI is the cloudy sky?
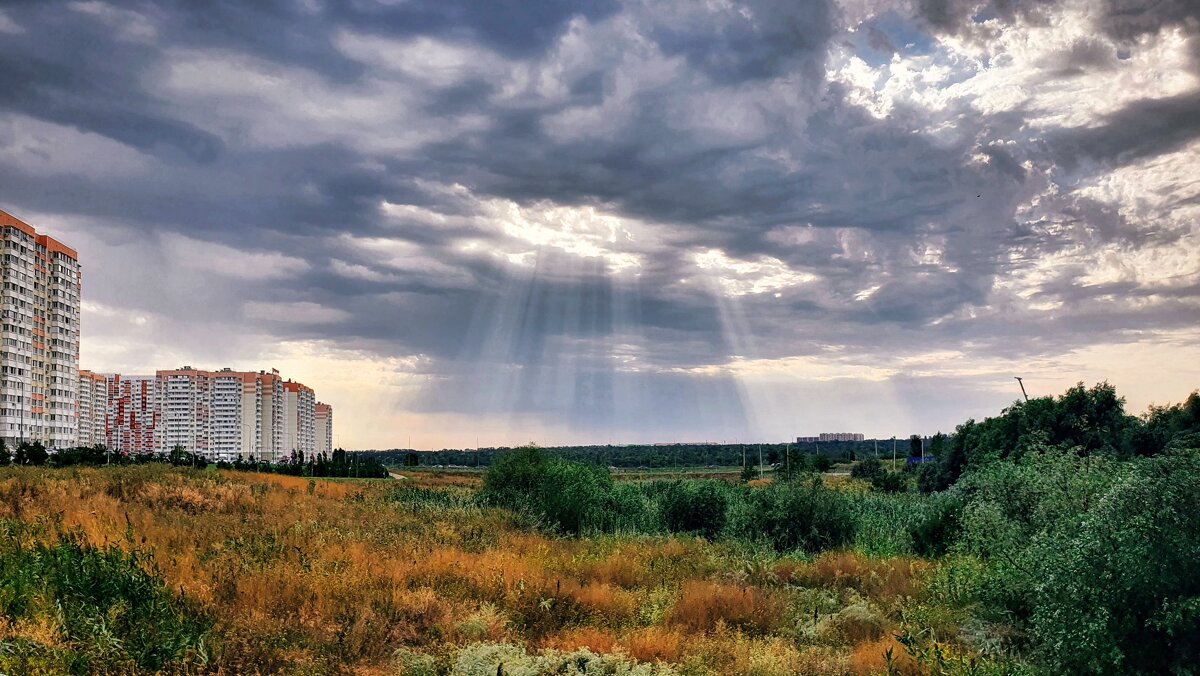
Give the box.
[2,0,1198,449]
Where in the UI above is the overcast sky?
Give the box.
[2,0,1198,449]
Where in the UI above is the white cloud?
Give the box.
[694,249,816,296]
[160,233,310,280]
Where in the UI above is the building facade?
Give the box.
[314,402,333,454]
[797,433,866,443]
[281,381,315,457]
[106,374,157,454]
[1,209,80,449]
[77,365,324,461]
[77,370,107,445]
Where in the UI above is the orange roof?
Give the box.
[37,233,77,260]
[0,210,78,260]
[283,381,314,394]
[0,208,37,237]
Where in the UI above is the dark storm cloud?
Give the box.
[1,0,1197,440]
[1050,90,1200,170]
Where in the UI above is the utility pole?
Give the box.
[1015,377,1029,402]
[758,444,763,479]
[892,436,897,472]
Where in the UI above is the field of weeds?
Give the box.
[0,464,997,675]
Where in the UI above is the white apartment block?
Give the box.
[1,210,80,449]
[314,402,333,454]
[89,366,324,461]
[78,370,106,445]
[281,381,315,457]
[155,367,212,457]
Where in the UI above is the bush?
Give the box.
[1026,450,1200,673]
[850,458,885,481]
[870,472,908,493]
[479,446,630,535]
[813,455,834,472]
[657,480,729,539]
[908,494,962,557]
[478,446,551,511]
[726,479,856,553]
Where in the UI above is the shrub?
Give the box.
[1026,450,1200,674]
[657,480,729,539]
[908,494,962,557]
[726,479,856,553]
[870,472,908,493]
[850,458,885,481]
[479,446,551,510]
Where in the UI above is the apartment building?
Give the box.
[258,369,284,462]
[1,209,80,449]
[797,433,866,443]
[106,374,156,454]
[314,402,333,454]
[155,366,212,456]
[78,370,106,445]
[281,381,315,456]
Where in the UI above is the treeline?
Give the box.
[914,381,1200,492]
[470,382,1200,674]
[0,440,388,478]
[366,439,885,468]
[219,448,390,479]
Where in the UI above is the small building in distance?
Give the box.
[797,432,866,443]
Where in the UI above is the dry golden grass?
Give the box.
[394,469,484,490]
[848,635,921,675]
[779,551,930,602]
[668,580,785,634]
[0,465,963,675]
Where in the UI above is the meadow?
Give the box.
[0,462,991,675]
[1,382,1197,675]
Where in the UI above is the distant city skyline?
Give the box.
[2,0,1198,449]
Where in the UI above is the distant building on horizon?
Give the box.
[1,209,81,449]
[78,365,329,461]
[797,432,866,443]
[314,402,333,454]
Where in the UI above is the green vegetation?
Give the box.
[1,381,1197,674]
[0,439,388,478]
[0,523,211,674]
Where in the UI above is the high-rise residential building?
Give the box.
[106,374,156,454]
[257,369,284,462]
[78,370,107,445]
[1,209,80,449]
[80,363,327,460]
[314,402,333,454]
[281,381,315,456]
[155,366,212,457]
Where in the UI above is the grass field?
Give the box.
[0,463,1000,675]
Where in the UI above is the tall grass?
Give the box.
[0,463,1006,674]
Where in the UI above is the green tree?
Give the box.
[908,434,923,458]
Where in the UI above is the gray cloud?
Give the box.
[1,0,1197,444]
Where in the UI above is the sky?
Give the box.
[1,0,1198,450]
